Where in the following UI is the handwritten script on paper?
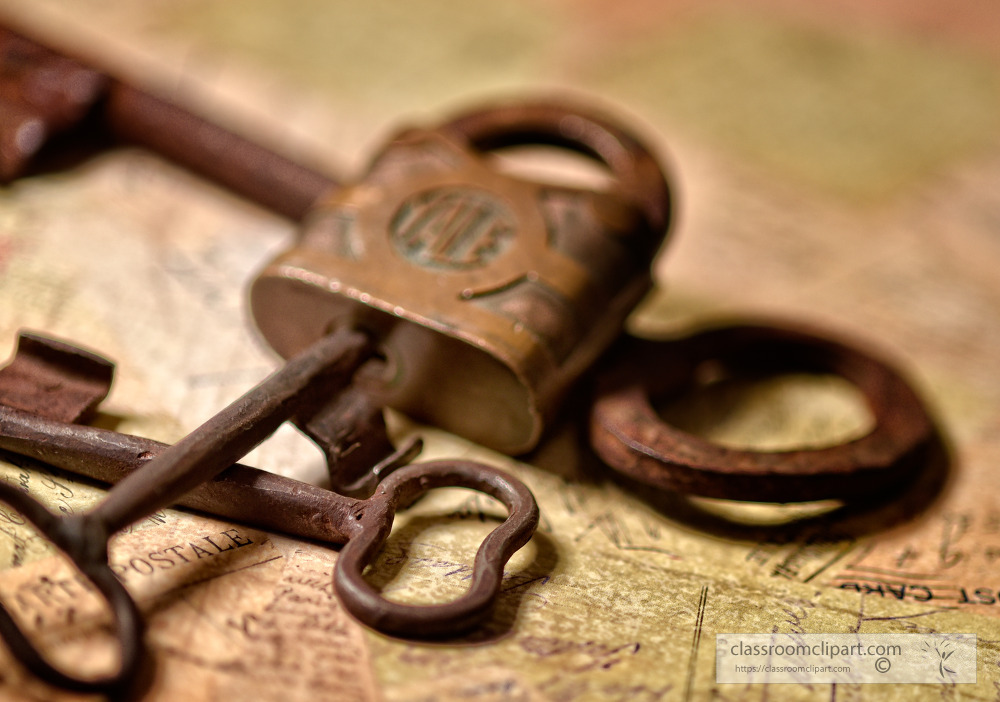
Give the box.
[2,0,1000,699]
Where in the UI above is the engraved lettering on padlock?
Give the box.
[390,186,516,270]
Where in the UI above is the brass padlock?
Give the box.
[250,100,672,454]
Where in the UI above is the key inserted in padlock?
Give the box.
[251,101,672,454]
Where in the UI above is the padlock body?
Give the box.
[251,129,666,453]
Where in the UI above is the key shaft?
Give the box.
[94,326,373,533]
[0,404,362,543]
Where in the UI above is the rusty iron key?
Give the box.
[588,323,935,502]
[0,329,539,695]
[0,333,538,694]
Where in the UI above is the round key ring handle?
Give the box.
[438,98,673,241]
[0,481,144,696]
[334,460,539,636]
[590,324,936,503]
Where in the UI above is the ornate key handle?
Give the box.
[335,460,538,636]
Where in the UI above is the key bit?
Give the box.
[0,331,113,423]
[295,384,422,497]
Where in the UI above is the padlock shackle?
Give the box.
[438,99,672,238]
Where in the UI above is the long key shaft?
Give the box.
[92,326,374,534]
[0,404,363,543]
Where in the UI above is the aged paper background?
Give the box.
[1,0,1000,700]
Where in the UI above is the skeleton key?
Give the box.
[0,332,538,696]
